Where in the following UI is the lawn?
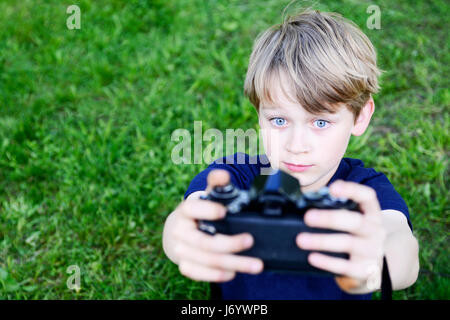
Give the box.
[0,0,448,299]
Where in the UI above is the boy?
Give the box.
[162,9,419,299]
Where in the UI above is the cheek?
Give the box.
[260,127,274,155]
[319,129,352,160]
[259,126,283,165]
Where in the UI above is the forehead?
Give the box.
[260,95,343,116]
[259,70,342,115]
[260,70,298,108]
[259,69,350,116]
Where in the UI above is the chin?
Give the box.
[286,171,311,185]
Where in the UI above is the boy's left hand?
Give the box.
[296,179,387,293]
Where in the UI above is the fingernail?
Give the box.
[309,253,320,264]
[298,234,311,247]
[244,236,253,247]
[305,211,318,224]
[251,262,262,273]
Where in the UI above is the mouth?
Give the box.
[282,162,314,173]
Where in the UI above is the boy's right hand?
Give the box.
[166,169,264,282]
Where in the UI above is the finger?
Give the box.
[175,225,255,254]
[206,169,231,192]
[179,199,226,220]
[297,233,361,254]
[174,242,263,274]
[329,180,381,217]
[304,209,365,235]
[307,252,369,279]
[178,260,235,282]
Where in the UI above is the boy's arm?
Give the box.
[380,209,419,291]
[337,209,419,294]
[296,180,420,295]
[336,209,419,294]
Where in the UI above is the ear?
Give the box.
[351,96,375,136]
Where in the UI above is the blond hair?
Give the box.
[244,8,382,121]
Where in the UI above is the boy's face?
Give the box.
[258,72,371,192]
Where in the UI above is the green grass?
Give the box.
[0,0,448,299]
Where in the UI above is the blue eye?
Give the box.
[314,119,329,128]
[270,117,287,127]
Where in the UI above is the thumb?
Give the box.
[206,169,231,193]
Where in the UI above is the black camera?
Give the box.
[198,169,361,275]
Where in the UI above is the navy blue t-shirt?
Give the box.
[183,153,412,300]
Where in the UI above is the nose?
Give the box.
[285,125,311,154]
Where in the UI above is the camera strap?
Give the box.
[381,256,392,300]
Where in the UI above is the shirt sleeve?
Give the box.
[362,171,413,231]
[183,153,258,200]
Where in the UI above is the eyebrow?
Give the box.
[260,104,340,118]
[260,103,286,110]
